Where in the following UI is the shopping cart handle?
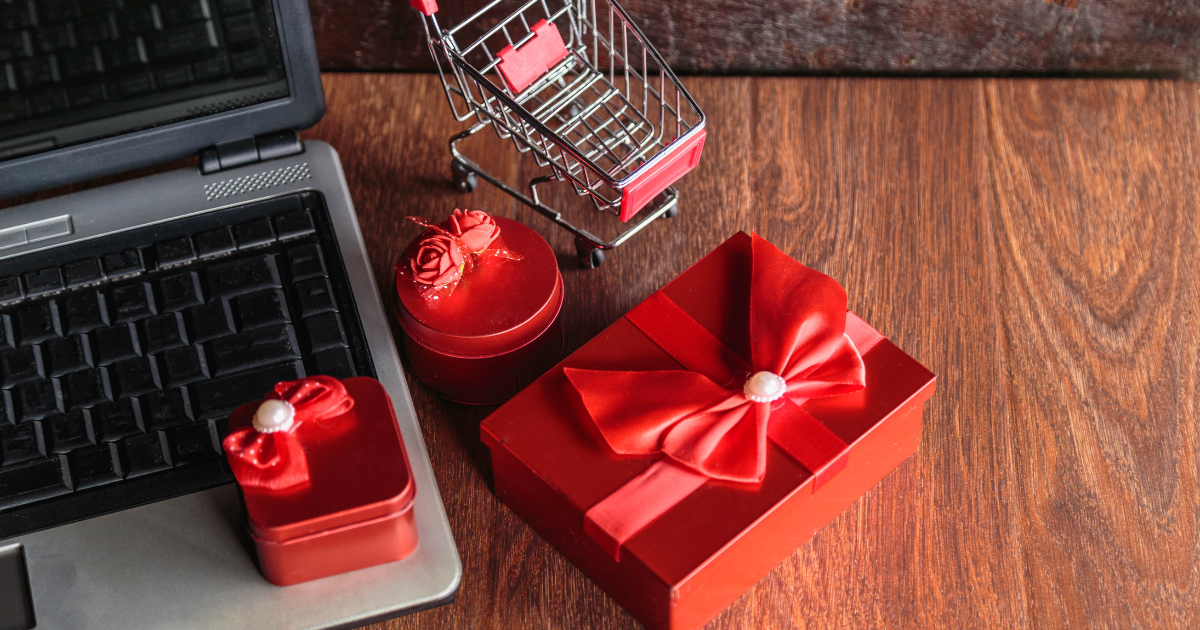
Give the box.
[409,0,437,15]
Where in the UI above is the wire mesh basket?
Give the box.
[408,0,707,267]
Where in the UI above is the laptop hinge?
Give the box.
[199,130,303,175]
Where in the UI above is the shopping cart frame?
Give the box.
[409,0,706,268]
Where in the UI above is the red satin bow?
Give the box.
[222,376,355,491]
[564,235,866,484]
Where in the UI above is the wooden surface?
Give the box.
[310,0,1200,78]
[286,74,1198,629]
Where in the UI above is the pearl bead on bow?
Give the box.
[253,399,296,433]
[742,371,787,403]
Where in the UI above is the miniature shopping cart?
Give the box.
[407,0,707,267]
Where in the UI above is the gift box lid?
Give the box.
[481,232,936,584]
[228,377,416,543]
[396,216,562,357]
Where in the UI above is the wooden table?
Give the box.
[306,74,1199,630]
[304,74,1199,630]
[9,74,1192,629]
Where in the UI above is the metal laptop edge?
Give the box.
[0,141,463,629]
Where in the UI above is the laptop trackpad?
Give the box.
[0,544,35,630]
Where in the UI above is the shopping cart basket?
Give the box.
[408,0,707,267]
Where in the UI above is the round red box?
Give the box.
[395,216,564,405]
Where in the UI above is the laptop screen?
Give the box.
[0,0,289,163]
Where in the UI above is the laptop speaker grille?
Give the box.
[204,163,311,201]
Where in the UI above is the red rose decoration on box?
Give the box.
[396,209,521,308]
[445,209,500,253]
[410,232,466,288]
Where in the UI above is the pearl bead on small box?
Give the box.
[743,371,786,403]
[254,399,296,433]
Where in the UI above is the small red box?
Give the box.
[228,377,418,586]
[395,216,564,405]
[481,232,936,630]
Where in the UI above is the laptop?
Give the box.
[0,1,461,628]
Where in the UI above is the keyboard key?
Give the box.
[95,322,140,365]
[103,248,144,279]
[92,399,141,442]
[195,227,236,257]
[63,368,110,410]
[222,12,257,45]
[35,24,75,53]
[0,390,13,424]
[45,410,93,454]
[123,431,171,477]
[15,379,64,421]
[234,288,289,330]
[159,271,203,311]
[234,218,274,248]
[62,290,109,334]
[59,45,104,78]
[168,423,217,464]
[286,244,326,281]
[24,267,63,296]
[0,346,44,387]
[40,0,82,23]
[194,360,302,420]
[0,422,44,467]
[111,356,160,399]
[230,47,266,73]
[160,346,208,388]
[110,282,156,322]
[313,347,355,380]
[120,5,162,34]
[142,388,192,431]
[0,97,29,122]
[118,70,154,96]
[294,278,336,318]
[0,315,13,352]
[192,55,229,81]
[220,0,254,14]
[155,237,196,267]
[161,0,211,26]
[206,254,280,298]
[150,20,218,59]
[105,36,148,69]
[0,276,23,305]
[46,334,92,376]
[69,443,123,489]
[0,31,32,62]
[75,16,118,46]
[304,312,346,353]
[208,324,300,376]
[188,300,233,343]
[274,211,315,241]
[63,258,104,287]
[15,300,62,345]
[142,312,188,354]
[28,90,68,115]
[68,82,109,107]
[14,56,60,89]
[0,458,71,510]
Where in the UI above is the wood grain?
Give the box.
[310,0,1200,78]
[288,74,1200,629]
[4,74,1194,629]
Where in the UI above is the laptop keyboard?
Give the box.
[0,191,375,538]
[1,0,285,141]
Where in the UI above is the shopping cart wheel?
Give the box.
[661,205,679,219]
[575,238,606,269]
[451,162,478,193]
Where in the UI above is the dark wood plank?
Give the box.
[296,74,1200,630]
[311,0,1200,77]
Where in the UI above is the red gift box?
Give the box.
[480,232,936,630]
[396,216,564,404]
[225,377,418,586]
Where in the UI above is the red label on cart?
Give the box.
[620,129,707,222]
[497,20,569,94]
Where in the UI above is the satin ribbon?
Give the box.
[223,376,355,491]
[564,234,883,560]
